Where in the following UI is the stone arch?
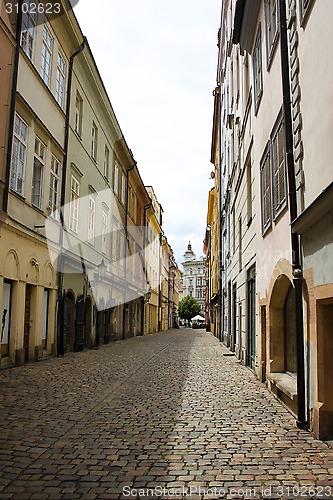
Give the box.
[26,255,40,284]
[42,261,55,288]
[2,250,20,281]
[269,273,294,373]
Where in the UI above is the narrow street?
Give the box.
[0,330,332,499]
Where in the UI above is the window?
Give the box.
[101,210,108,254]
[113,162,119,196]
[104,145,110,180]
[55,51,66,108]
[32,136,46,209]
[49,155,60,217]
[300,0,315,25]
[10,114,28,196]
[74,91,83,136]
[260,144,272,234]
[253,25,263,113]
[21,0,37,59]
[264,0,278,64]
[260,111,287,233]
[88,195,96,243]
[91,122,98,161]
[69,175,79,232]
[246,157,252,224]
[271,114,287,218]
[121,172,126,205]
[40,25,53,86]
[111,217,118,262]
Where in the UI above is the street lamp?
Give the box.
[96,258,107,280]
[144,289,151,303]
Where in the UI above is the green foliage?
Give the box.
[178,295,201,320]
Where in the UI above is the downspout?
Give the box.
[3,0,23,213]
[57,37,87,356]
[279,0,306,429]
[122,161,136,340]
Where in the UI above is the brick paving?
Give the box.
[0,329,333,499]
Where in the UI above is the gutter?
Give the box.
[3,0,23,213]
[57,36,87,356]
[279,0,306,429]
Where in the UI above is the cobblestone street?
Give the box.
[0,329,333,499]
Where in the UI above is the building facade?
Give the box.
[208,0,333,439]
[0,0,178,368]
[182,242,206,316]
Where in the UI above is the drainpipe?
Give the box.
[3,0,23,213]
[122,161,136,340]
[57,37,87,356]
[279,0,306,429]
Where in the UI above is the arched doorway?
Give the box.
[84,296,93,349]
[64,291,75,353]
[75,294,85,352]
[269,275,296,374]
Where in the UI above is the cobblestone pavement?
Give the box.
[0,330,333,500]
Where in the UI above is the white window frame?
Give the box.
[271,113,287,219]
[88,195,96,243]
[91,122,98,161]
[121,172,126,205]
[113,162,119,196]
[49,155,60,217]
[21,0,37,60]
[69,175,80,233]
[300,0,315,26]
[104,145,110,180]
[40,25,53,86]
[10,114,28,196]
[74,91,83,136]
[111,217,118,262]
[32,136,46,209]
[55,51,66,108]
[264,0,278,66]
[101,210,108,255]
[260,144,272,235]
[253,24,263,114]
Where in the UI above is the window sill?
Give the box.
[267,372,297,400]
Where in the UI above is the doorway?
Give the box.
[317,300,333,439]
[24,284,32,361]
[247,266,256,370]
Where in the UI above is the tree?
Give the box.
[178,295,201,321]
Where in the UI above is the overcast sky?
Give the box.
[74,0,221,266]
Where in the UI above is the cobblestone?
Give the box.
[0,329,333,498]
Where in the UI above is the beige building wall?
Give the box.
[0,3,69,366]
